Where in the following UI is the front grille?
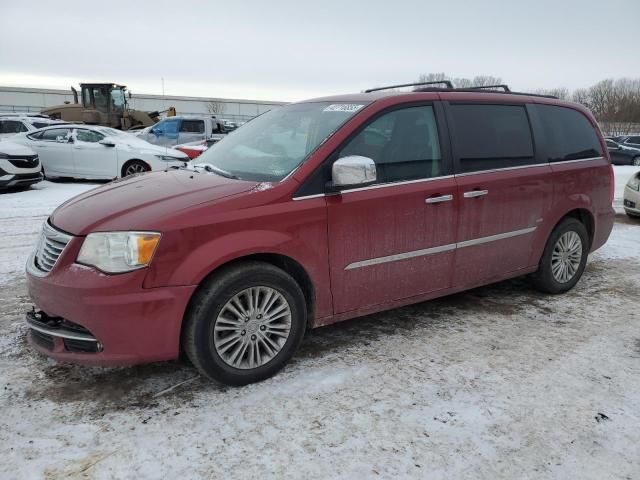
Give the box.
[8,155,39,169]
[31,329,55,350]
[33,222,72,274]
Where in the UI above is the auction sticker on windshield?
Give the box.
[323,104,365,113]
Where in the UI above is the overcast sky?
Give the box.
[1,0,639,102]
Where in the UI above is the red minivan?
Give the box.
[25,83,615,385]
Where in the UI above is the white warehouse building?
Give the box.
[0,86,286,124]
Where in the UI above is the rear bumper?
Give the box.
[26,250,196,366]
[0,172,42,189]
[591,206,616,252]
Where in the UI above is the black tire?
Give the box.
[627,211,640,219]
[182,261,307,386]
[531,217,589,294]
[121,160,150,177]
[632,157,640,167]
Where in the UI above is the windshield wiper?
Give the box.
[175,163,241,180]
[201,163,240,180]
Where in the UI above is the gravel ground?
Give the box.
[0,174,639,479]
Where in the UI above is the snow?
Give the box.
[0,169,639,479]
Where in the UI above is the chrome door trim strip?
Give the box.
[455,163,548,177]
[344,226,537,270]
[550,156,604,165]
[345,244,456,270]
[293,157,606,200]
[292,175,455,201]
[456,226,536,248]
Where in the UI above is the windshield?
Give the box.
[194,101,368,181]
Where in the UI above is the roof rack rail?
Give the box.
[364,80,454,93]
[465,84,511,92]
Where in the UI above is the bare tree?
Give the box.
[416,73,502,89]
[534,87,570,100]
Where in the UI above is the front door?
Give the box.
[72,128,118,178]
[327,104,457,314]
[445,102,552,288]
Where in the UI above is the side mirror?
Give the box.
[331,155,377,190]
[99,138,116,147]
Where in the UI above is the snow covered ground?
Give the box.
[0,168,638,479]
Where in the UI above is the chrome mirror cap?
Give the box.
[332,155,377,188]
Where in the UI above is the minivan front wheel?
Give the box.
[182,262,307,385]
[532,218,589,294]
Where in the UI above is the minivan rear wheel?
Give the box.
[531,217,589,294]
[182,261,307,386]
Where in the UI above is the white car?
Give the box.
[0,141,42,190]
[624,171,640,218]
[11,124,189,179]
[0,115,68,141]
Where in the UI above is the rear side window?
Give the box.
[180,120,205,133]
[626,136,640,144]
[40,128,72,141]
[449,104,534,173]
[0,120,28,134]
[535,105,602,162]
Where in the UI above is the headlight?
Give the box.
[627,176,640,191]
[155,154,185,162]
[77,232,161,273]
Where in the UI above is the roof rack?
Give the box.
[364,80,454,93]
[465,84,511,92]
[364,81,558,99]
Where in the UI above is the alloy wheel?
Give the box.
[551,231,583,283]
[125,163,147,176]
[213,286,292,369]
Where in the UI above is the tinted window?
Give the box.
[605,140,617,149]
[0,120,28,134]
[180,120,205,133]
[337,106,442,183]
[40,128,72,141]
[626,136,640,144]
[536,105,603,162]
[449,104,534,173]
[76,129,105,143]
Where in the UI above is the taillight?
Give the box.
[609,163,615,205]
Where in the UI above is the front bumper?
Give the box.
[25,235,196,366]
[0,172,42,189]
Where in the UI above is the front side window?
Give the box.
[337,105,442,183]
[180,120,205,133]
[449,104,534,173]
[40,128,72,142]
[535,105,603,162]
[0,120,28,134]
[195,102,369,181]
[76,129,105,143]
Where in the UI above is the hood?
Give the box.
[50,169,258,235]
[0,140,36,156]
[113,135,189,158]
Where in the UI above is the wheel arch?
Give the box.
[183,252,316,331]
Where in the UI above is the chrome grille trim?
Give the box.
[28,222,73,276]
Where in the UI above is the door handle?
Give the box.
[425,194,453,204]
[463,189,489,198]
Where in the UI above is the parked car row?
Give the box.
[0,114,68,140]
[605,137,640,166]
